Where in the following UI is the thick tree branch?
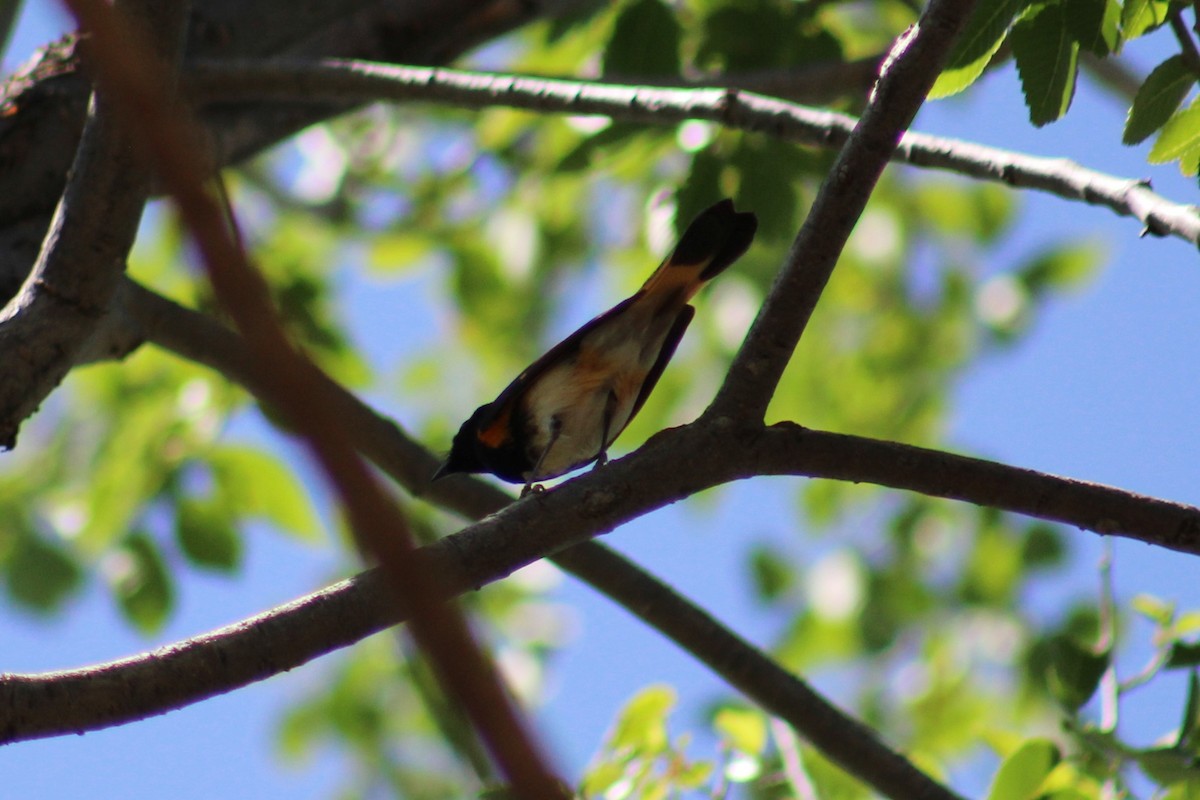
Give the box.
[119,283,963,800]
[8,355,1196,789]
[0,0,188,448]
[18,265,1200,794]
[129,276,1200,555]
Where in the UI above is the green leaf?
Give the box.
[1046,636,1109,709]
[748,543,794,603]
[210,446,322,541]
[674,150,725,238]
[1121,0,1170,40]
[1160,778,1200,800]
[1136,746,1200,786]
[113,532,174,634]
[611,685,675,753]
[367,232,435,274]
[730,137,801,242]
[602,0,680,78]
[1065,0,1120,56]
[1019,241,1103,293]
[175,498,242,572]
[697,3,840,73]
[986,738,1060,800]
[1133,593,1176,625]
[1125,56,1196,145]
[1178,611,1200,636]
[1021,523,1066,569]
[1150,97,1200,170]
[714,707,767,755]
[1180,670,1200,747]
[1011,3,1080,126]
[4,532,82,612]
[931,0,1031,98]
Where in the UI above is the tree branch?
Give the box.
[184,58,1200,246]
[116,283,963,800]
[61,0,566,795]
[0,0,188,448]
[19,267,1200,794]
[710,0,974,419]
[0,0,597,444]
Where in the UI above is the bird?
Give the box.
[434,199,757,495]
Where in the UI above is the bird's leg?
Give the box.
[593,389,619,471]
[522,415,563,497]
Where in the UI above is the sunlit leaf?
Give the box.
[1125,56,1196,145]
[986,738,1060,800]
[714,707,767,755]
[931,0,1030,98]
[1149,97,1200,171]
[1133,593,1176,625]
[210,446,322,542]
[611,685,675,753]
[1121,0,1170,40]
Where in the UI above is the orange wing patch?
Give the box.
[476,403,514,448]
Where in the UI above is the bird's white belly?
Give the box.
[521,334,652,480]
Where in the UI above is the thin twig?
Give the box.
[1170,8,1200,77]
[184,59,1200,248]
[57,0,566,796]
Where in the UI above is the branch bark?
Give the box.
[712,2,975,419]
[185,59,1200,246]
[0,0,188,447]
[15,268,1200,792]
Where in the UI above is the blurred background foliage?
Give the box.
[4,0,1200,797]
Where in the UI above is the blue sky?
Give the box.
[4,5,1200,798]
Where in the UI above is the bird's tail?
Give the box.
[640,199,758,302]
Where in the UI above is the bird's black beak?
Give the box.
[431,460,455,482]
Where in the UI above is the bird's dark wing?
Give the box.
[473,294,642,434]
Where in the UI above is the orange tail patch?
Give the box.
[640,199,757,301]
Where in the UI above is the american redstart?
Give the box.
[434,199,757,494]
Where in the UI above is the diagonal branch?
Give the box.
[0,0,188,448]
[710,0,975,419]
[60,0,566,796]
